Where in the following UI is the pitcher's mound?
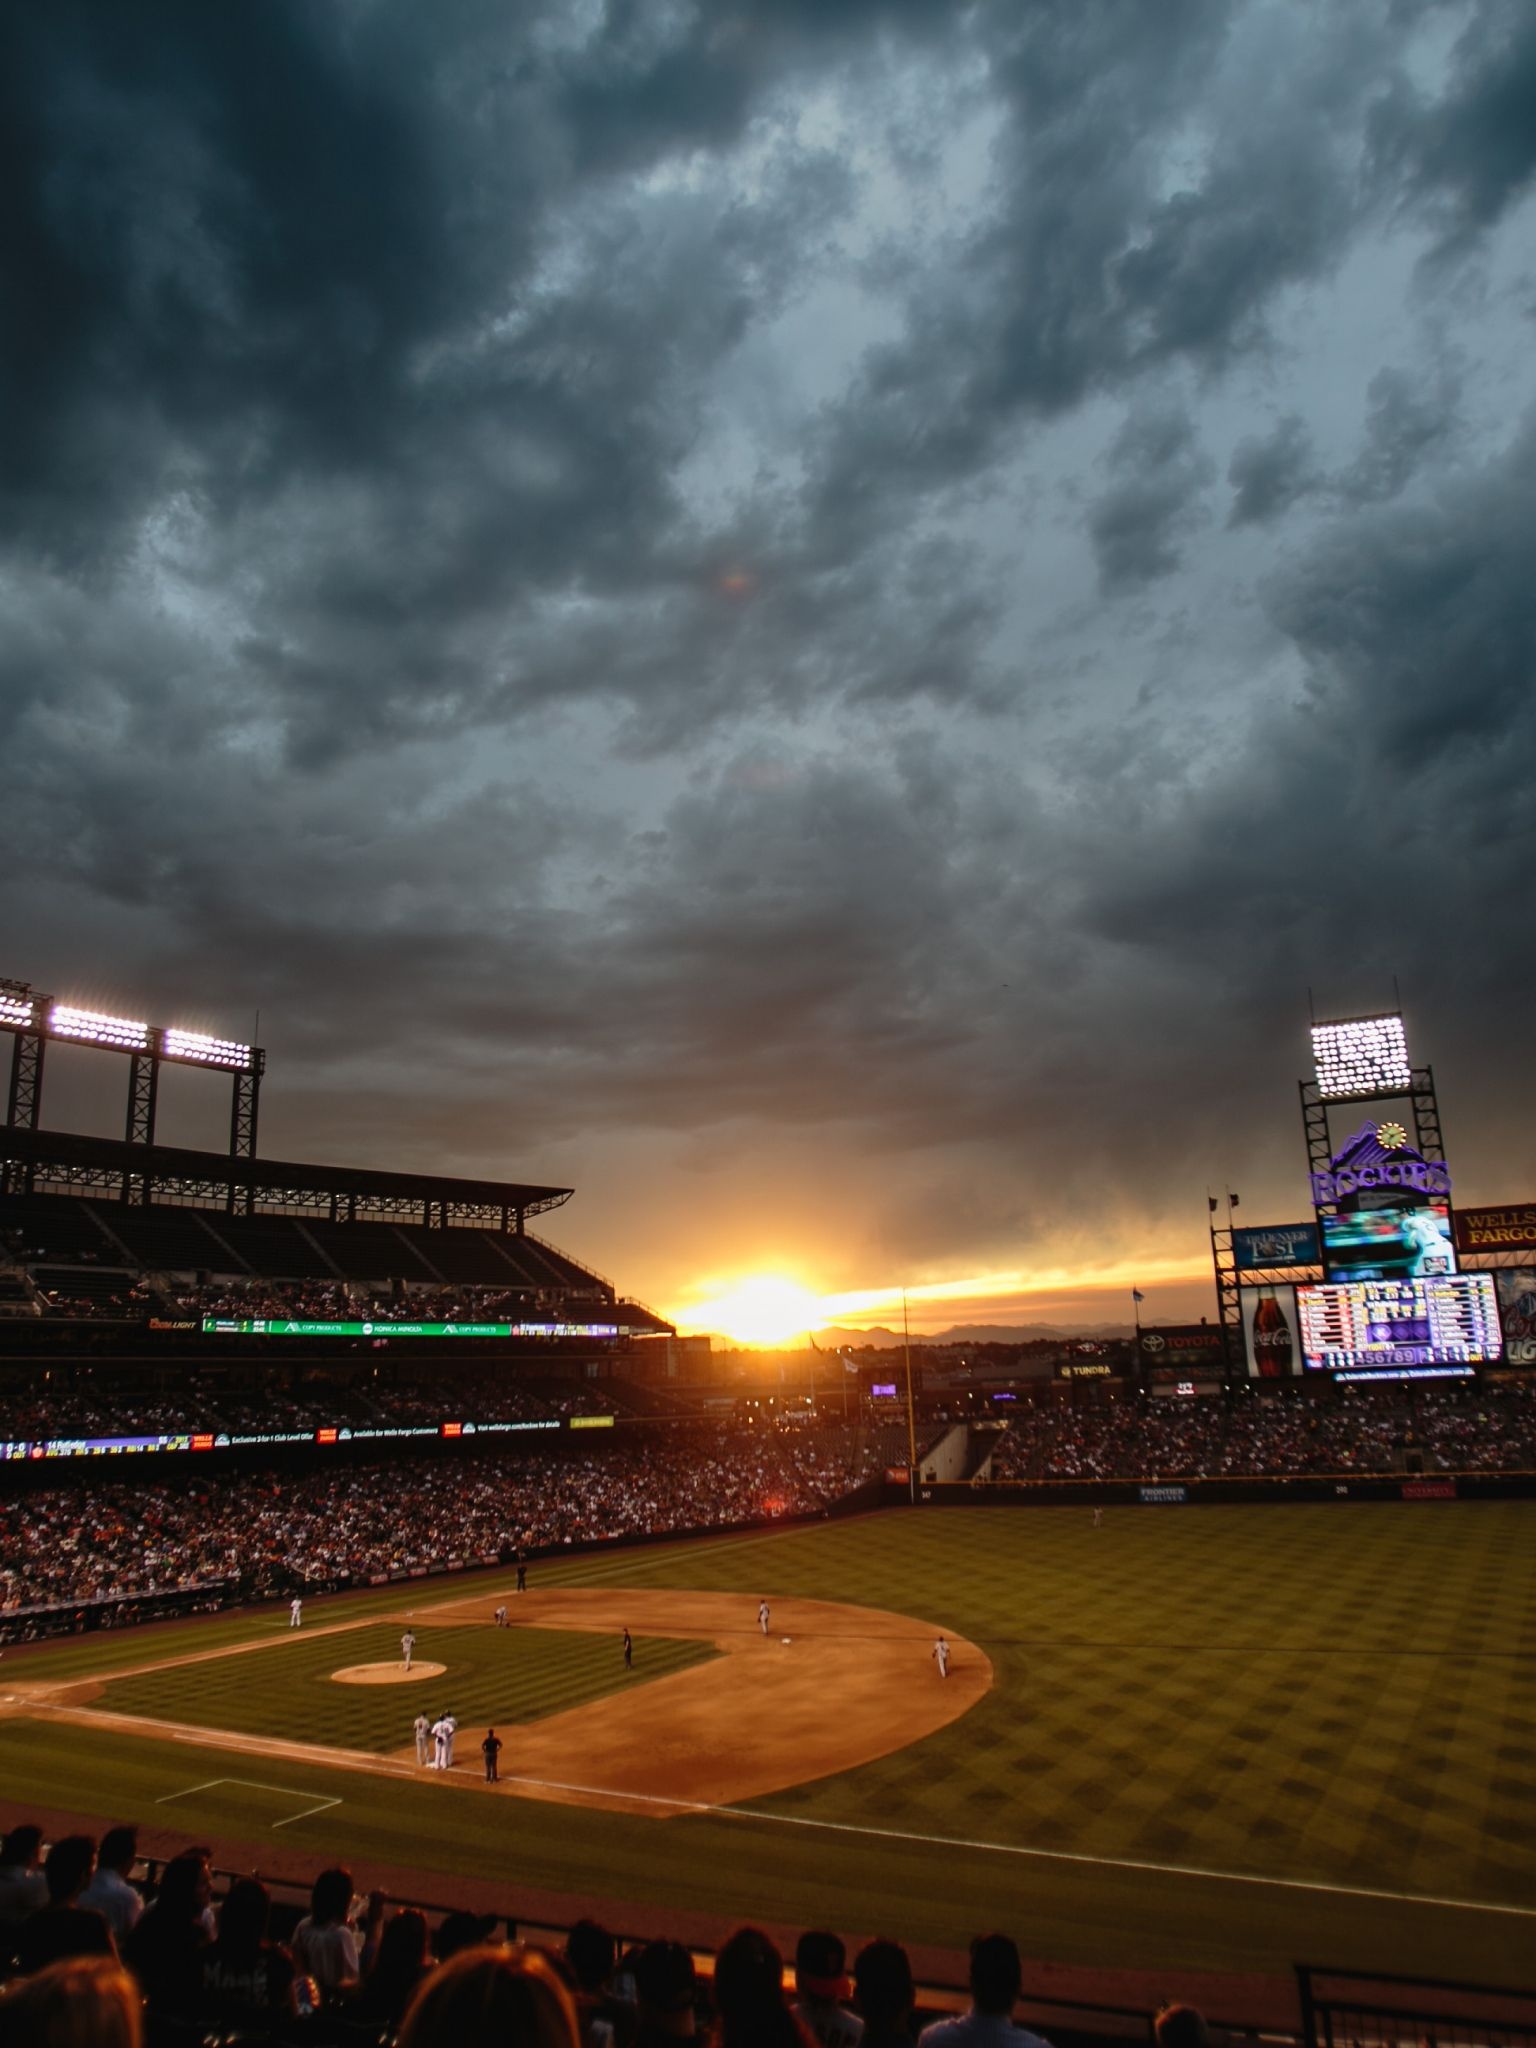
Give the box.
[332,1661,447,1685]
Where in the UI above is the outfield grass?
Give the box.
[5,1503,1534,1982]
[94,1623,716,1753]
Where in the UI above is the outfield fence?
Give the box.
[1296,1966,1536,2048]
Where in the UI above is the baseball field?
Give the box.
[2,1501,1533,1992]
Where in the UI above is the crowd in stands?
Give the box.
[0,1423,903,1626]
[1,1823,1148,2048]
[9,1270,609,1326]
[985,1382,1536,1480]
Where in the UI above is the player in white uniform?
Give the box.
[414,1712,430,1766]
[401,1629,416,1670]
[290,1597,303,1628]
[442,1712,458,1767]
[932,1635,950,1679]
[431,1715,450,1769]
[758,1600,770,1637]
[494,1604,508,1628]
[1092,1506,1103,1529]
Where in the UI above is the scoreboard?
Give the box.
[1297,1273,1501,1380]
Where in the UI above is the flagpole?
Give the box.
[902,1289,918,1505]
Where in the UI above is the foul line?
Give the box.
[712,1805,1536,1922]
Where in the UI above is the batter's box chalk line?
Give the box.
[155,1778,343,1829]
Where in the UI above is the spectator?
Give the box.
[793,1932,863,2048]
[12,1838,114,1975]
[852,1942,916,2048]
[290,1867,361,1994]
[0,1826,48,1928]
[632,1941,704,2048]
[199,1877,296,2027]
[565,1918,636,2048]
[0,1954,142,2048]
[123,1850,212,2021]
[77,1828,142,1945]
[915,1936,1049,2048]
[397,1943,581,2048]
[433,1909,502,1963]
[356,1908,433,2033]
[711,1928,812,2048]
[1155,2007,1211,2048]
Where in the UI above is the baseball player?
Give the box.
[932,1635,950,1679]
[758,1600,770,1638]
[401,1629,416,1670]
[431,1714,451,1770]
[1093,1505,1103,1530]
[443,1711,458,1768]
[414,1712,430,1766]
[516,1555,528,1593]
[494,1603,508,1628]
[622,1627,633,1670]
[482,1728,502,1782]
[289,1597,303,1629]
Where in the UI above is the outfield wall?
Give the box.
[891,1472,1536,1507]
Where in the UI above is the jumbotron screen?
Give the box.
[1297,1274,1500,1379]
[1320,1203,1457,1282]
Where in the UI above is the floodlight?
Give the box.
[0,992,33,1028]
[1310,1013,1410,1099]
[164,1026,253,1071]
[49,1004,149,1051]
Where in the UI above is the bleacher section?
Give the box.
[301,1218,440,1281]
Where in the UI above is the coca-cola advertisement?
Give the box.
[1240,1283,1302,1377]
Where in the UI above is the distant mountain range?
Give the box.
[815,1322,1133,1350]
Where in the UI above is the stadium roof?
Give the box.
[0,1123,572,1220]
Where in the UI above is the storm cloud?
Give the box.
[2,0,1533,1323]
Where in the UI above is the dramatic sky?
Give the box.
[3,1,1534,1335]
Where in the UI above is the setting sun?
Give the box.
[675,1276,827,1346]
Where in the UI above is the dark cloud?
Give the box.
[1226,415,1320,526]
[1340,362,1462,502]
[1088,404,1212,591]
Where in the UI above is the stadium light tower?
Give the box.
[1300,1007,1446,1226]
[1,974,265,1197]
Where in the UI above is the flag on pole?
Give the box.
[1132,1288,1145,1303]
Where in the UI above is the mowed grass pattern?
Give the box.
[96,1623,716,1754]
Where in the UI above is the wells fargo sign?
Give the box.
[1456,1204,1536,1254]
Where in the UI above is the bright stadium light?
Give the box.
[49,1004,149,1052]
[1310,1014,1411,1100]
[0,991,33,1029]
[163,1026,253,1071]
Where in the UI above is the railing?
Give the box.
[1297,1966,1536,2048]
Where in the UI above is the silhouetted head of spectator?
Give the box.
[44,1836,97,1907]
[853,1942,914,2031]
[154,1851,212,1924]
[217,1878,271,1959]
[309,1867,353,1929]
[633,1940,697,2037]
[713,1928,809,2048]
[376,1908,431,1985]
[96,1828,137,1879]
[0,1956,142,2048]
[566,1919,616,1995]
[397,1943,579,2048]
[1,1824,43,1872]
[1156,2006,1211,2048]
[794,1932,849,2003]
[968,1935,1021,2018]
[434,1910,502,1962]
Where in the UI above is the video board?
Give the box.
[1320,1203,1457,1282]
[1297,1274,1500,1380]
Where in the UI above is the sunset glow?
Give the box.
[676,1276,828,1346]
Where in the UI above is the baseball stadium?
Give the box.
[2,982,1534,2046]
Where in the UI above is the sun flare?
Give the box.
[676,1276,827,1346]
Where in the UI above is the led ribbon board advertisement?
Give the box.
[201,1317,619,1338]
[1297,1273,1501,1379]
[1320,1203,1457,1282]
